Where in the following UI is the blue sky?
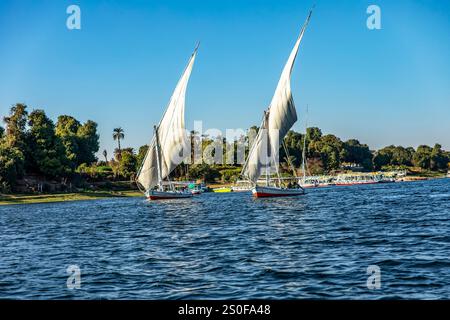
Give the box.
[0,0,449,157]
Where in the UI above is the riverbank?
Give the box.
[1,175,447,206]
[0,190,142,206]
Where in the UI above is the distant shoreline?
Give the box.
[1,176,447,206]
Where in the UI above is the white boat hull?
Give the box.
[300,183,318,188]
[252,186,305,198]
[146,190,193,200]
[335,181,378,186]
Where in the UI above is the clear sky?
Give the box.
[0,0,449,157]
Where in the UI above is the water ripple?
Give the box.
[0,179,449,299]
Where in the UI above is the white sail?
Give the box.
[241,114,272,183]
[137,46,198,191]
[242,11,312,183]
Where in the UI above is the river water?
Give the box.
[0,179,449,299]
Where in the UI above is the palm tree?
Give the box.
[103,149,108,164]
[113,127,125,152]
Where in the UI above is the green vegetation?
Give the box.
[0,103,101,193]
[280,128,374,173]
[373,144,450,171]
[0,103,449,198]
[188,163,221,182]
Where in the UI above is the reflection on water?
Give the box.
[0,179,449,299]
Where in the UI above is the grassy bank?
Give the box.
[0,190,142,206]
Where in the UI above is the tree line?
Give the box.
[0,104,99,192]
[282,127,450,174]
[1,103,449,193]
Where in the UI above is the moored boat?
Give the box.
[300,181,319,188]
[299,175,335,188]
[335,180,378,186]
[252,185,305,198]
[232,180,253,192]
[300,183,317,188]
[317,182,335,187]
[378,178,396,183]
[212,187,233,193]
[147,190,193,200]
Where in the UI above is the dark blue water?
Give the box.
[0,179,449,299]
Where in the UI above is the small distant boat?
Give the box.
[447,171,450,178]
[301,180,336,188]
[335,176,380,186]
[185,182,206,195]
[212,187,233,193]
[241,9,313,198]
[136,45,199,200]
[335,180,378,186]
[378,178,396,183]
[318,182,335,187]
[300,174,335,188]
[232,180,253,192]
[301,182,319,188]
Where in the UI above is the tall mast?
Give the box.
[263,111,271,187]
[261,110,283,187]
[282,139,297,178]
[302,104,308,183]
[154,125,163,191]
[242,110,267,185]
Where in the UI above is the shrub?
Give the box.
[220,168,241,182]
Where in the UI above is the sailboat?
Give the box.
[241,10,313,198]
[136,45,198,200]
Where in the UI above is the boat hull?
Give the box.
[252,186,305,198]
[147,190,193,200]
[335,181,379,186]
[300,183,318,188]
[231,188,252,192]
[378,180,396,184]
[318,183,335,187]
